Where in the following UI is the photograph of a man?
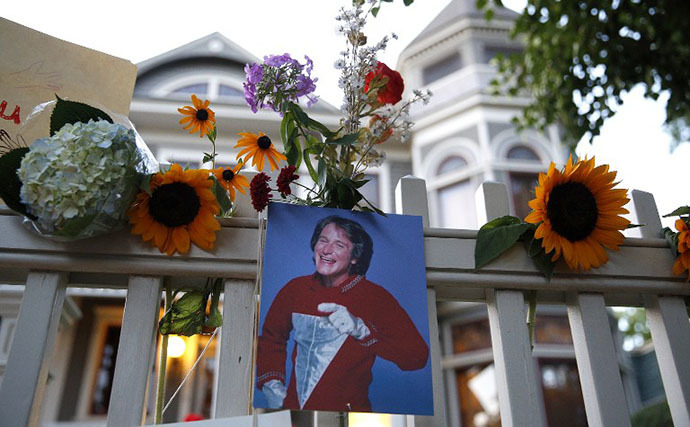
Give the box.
[254,203,432,415]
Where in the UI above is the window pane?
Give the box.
[506,146,540,161]
[456,363,501,427]
[219,84,243,97]
[437,155,468,176]
[539,359,587,426]
[508,172,538,220]
[90,325,121,415]
[423,53,462,85]
[438,181,477,229]
[535,315,573,345]
[172,83,208,95]
[451,318,492,353]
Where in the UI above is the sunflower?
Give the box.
[213,163,249,202]
[672,218,690,280]
[178,94,216,138]
[235,131,286,172]
[129,164,220,256]
[525,156,630,270]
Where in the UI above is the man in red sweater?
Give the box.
[256,215,429,412]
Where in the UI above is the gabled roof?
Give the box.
[405,0,518,50]
[136,32,259,76]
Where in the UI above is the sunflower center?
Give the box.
[222,169,235,181]
[257,135,272,150]
[546,181,598,242]
[149,182,201,227]
[196,109,209,121]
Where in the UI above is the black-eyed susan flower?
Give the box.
[129,164,220,256]
[213,163,249,202]
[525,156,630,270]
[672,218,690,280]
[235,131,286,172]
[178,95,216,138]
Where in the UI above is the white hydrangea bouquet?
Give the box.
[0,97,157,240]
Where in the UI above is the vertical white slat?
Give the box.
[631,190,690,424]
[486,289,546,427]
[476,181,545,427]
[645,295,690,426]
[395,175,430,227]
[396,176,446,426]
[0,271,66,427]
[567,293,631,427]
[213,279,255,418]
[106,275,162,427]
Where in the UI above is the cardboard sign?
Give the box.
[0,17,136,146]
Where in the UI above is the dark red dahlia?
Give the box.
[250,172,272,212]
[276,165,299,196]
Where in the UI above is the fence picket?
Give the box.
[107,275,162,427]
[0,271,67,427]
[213,279,256,418]
[567,293,631,427]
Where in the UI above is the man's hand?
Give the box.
[318,302,370,340]
[262,379,287,408]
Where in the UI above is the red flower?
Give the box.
[250,172,272,212]
[276,165,299,196]
[364,62,404,105]
[183,413,204,422]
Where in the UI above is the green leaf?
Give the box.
[285,127,301,167]
[626,223,645,229]
[317,157,327,187]
[523,227,555,280]
[0,147,34,218]
[303,148,319,183]
[205,278,223,329]
[663,206,690,217]
[475,216,531,270]
[326,131,360,145]
[202,152,216,164]
[289,102,310,127]
[159,291,208,336]
[50,96,112,136]
[663,227,679,258]
[371,6,380,16]
[280,112,293,146]
[210,176,232,215]
[206,125,217,142]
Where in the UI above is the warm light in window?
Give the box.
[348,413,392,427]
[167,335,186,358]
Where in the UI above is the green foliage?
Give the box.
[475,216,531,269]
[368,0,413,17]
[159,279,224,336]
[631,401,673,427]
[614,307,651,349]
[209,176,232,216]
[50,96,112,135]
[483,0,690,149]
[663,206,690,217]
[662,226,679,257]
[0,147,34,218]
[475,216,555,278]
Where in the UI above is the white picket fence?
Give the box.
[0,176,689,427]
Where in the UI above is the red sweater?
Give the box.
[257,274,428,412]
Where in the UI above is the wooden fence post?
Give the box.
[476,181,546,427]
[632,190,690,426]
[396,175,446,427]
[0,271,67,427]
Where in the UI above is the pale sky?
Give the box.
[2,0,687,227]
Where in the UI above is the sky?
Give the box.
[2,0,687,228]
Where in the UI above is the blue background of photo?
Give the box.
[253,202,433,415]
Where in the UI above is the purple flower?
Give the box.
[243,53,319,114]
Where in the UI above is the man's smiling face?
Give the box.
[314,223,357,287]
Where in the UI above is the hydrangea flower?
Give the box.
[18,119,142,238]
[243,53,319,113]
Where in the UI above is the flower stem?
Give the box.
[526,290,537,351]
[154,286,173,424]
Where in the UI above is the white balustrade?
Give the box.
[0,177,687,427]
